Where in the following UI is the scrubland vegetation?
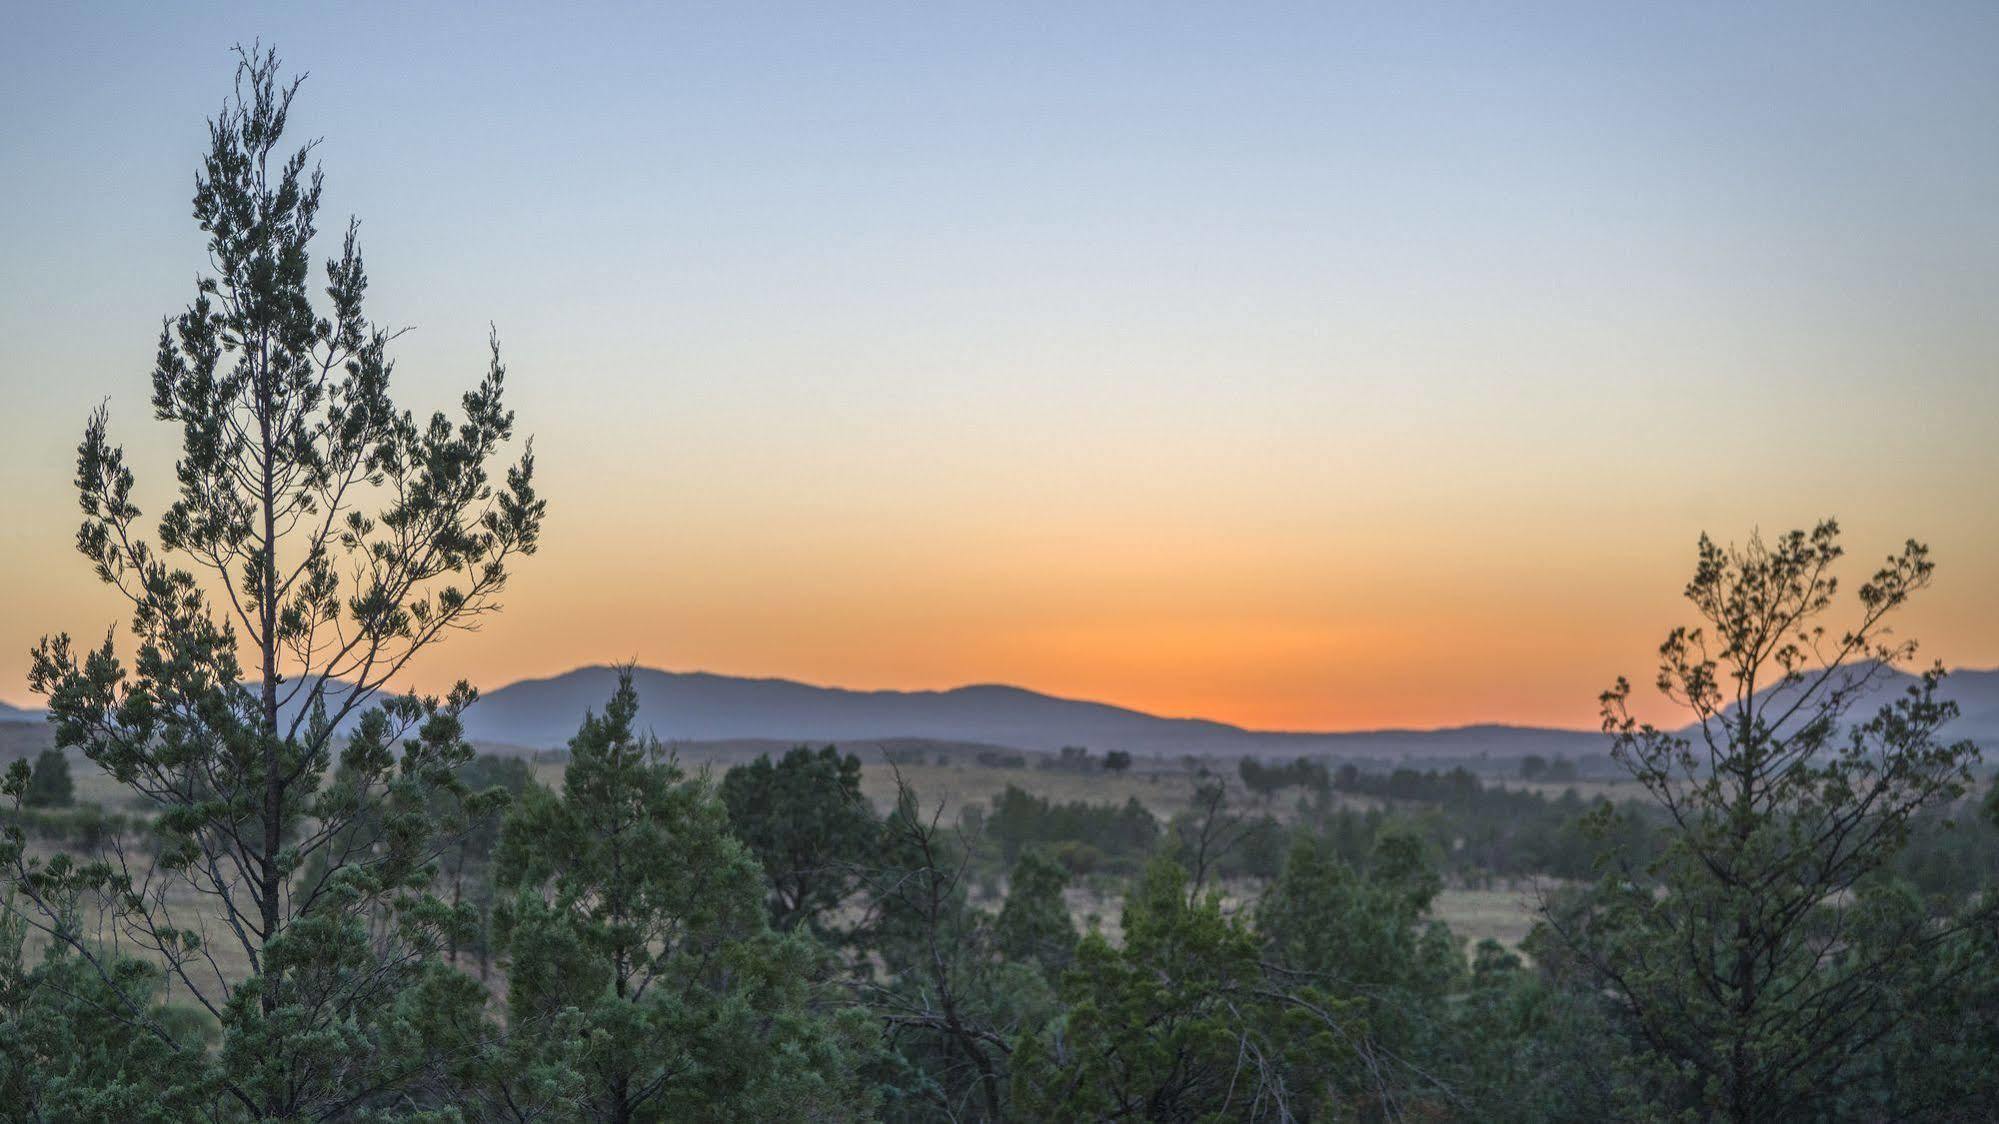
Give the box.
[3,47,1996,1122]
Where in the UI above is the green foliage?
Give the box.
[721,745,879,936]
[21,750,72,809]
[1317,765,1664,881]
[984,784,1158,869]
[1551,522,1993,1119]
[1259,828,1459,1007]
[993,848,1077,978]
[851,775,1073,1122]
[1836,887,1999,1118]
[491,670,872,1121]
[1013,859,1358,1121]
[434,754,538,978]
[0,911,216,1121]
[1449,929,1644,1122]
[2,44,543,1118]
[1254,828,1467,1113]
[1891,777,1999,898]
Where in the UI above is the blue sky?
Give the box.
[3,3,1996,726]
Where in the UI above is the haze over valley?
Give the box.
[8,663,1996,763]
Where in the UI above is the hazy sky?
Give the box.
[3,3,1996,730]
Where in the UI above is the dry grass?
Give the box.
[67,763,146,810]
[1430,886,1545,949]
[1032,879,1543,953]
[14,838,263,1006]
[1490,778,1639,802]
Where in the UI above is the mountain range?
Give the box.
[5,665,1996,761]
[454,664,1999,759]
[455,667,1614,759]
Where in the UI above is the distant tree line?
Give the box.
[1517,752,1579,781]
[1238,755,1331,799]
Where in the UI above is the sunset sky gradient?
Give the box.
[4,3,1996,730]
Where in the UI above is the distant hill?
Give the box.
[0,698,50,764]
[460,665,1999,759]
[458,666,1612,760]
[1723,666,1999,747]
[1945,668,1999,734]
[0,721,53,762]
[9,665,1995,764]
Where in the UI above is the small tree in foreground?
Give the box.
[3,45,543,1117]
[0,909,216,1119]
[1549,521,1991,1119]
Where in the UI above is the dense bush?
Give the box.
[984,784,1159,868]
[21,751,72,809]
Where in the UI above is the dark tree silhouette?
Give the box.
[1547,521,1990,1119]
[2,45,543,1117]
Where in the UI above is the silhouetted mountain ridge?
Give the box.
[1724,666,1999,743]
[462,664,1999,758]
[7,665,1994,761]
[458,666,1609,758]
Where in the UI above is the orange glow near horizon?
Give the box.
[10,490,1991,735]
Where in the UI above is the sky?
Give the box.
[3,3,1996,731]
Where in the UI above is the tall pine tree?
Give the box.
[2,44,543,1117]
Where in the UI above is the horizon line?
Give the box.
[10,661,1995,741]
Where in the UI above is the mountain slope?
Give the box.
[1722,666,1999,747]
[12,665,1993,761]
[459,666,1609,759]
